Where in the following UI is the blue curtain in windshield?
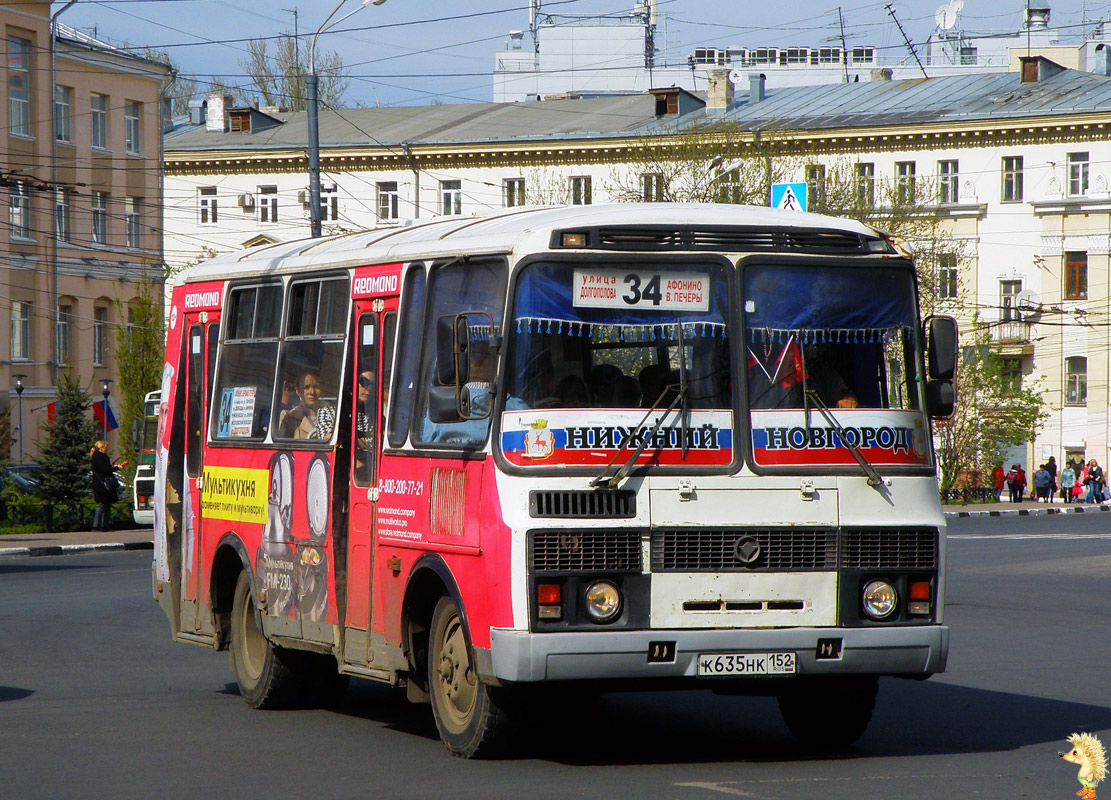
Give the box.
[514,262,729,339]
[744,264,915,344]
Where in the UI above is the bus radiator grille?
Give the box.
[530,530,642,572]
[650,529,838,572]
[839,528,938,569]
[529,490,636,518]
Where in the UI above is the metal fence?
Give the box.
[938,487,997,504]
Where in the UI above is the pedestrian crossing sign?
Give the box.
[770,182,808,212]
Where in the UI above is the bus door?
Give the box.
[180,314,220,634]
[344,299,397,665]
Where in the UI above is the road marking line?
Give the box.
[949,533,1111,540]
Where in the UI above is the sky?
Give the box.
[54,0,1111,107]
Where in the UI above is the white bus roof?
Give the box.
[177,203,886,285]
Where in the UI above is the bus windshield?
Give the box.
[502,259,733,469]
[140,396,160,465]
[743,262,930,469]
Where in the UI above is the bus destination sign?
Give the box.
[572,268,710,312]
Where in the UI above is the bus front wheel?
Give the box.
[428,596,511,758]
[776,675,878,748]
[230,571,303,709]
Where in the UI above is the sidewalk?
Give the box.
[0,527,153,558]
[2,497,1108,559]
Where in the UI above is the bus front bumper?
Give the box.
[479,625,948,684]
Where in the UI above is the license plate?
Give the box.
[696,652,796,677]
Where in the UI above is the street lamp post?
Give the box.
[13,374,26,464]
[100,379,113,442]
[308,0,386,237]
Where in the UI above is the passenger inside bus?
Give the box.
[746,337,857,409]
[279,369,337,439]
[421,344,526,444]
[354,370,374,481]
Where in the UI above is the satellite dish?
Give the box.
[1015,289,1042,319]
[935,4,957,30]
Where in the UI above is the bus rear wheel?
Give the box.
[230,571,303,709]
[776,675,878,748]
[428,596,511,758]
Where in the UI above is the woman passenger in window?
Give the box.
[279,369,336,440]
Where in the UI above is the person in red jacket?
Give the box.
[992,463,1005,502]
[1005,463,1027,502]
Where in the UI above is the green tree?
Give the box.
[36,373,100,519]
[240,35,349,112]
[115,279,166,489]
[933,322,1048,493]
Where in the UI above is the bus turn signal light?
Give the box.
[538,583,562,620]
[909,581,931,600]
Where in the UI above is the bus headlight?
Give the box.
[862,580,897,620]
[584,580,621,623]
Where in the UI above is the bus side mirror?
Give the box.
[926,379,955,419]
[925,315,957,380]
[436,315,470,386]
[428,384,472,423]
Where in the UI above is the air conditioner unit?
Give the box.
[297,190,309,204]
[238,193,255,209]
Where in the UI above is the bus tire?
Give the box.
[230,571,302,709]
[776,675,878,748]
[428,596,511,758]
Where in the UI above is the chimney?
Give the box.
[1025,7,1050,29]
[870,68,893,81]
[748,73,766,104]
[205,93,234,132]
[707,69,734,110]
[187,98,206,125]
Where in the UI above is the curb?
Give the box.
[0,540,153,559]
[944,504,1111,519]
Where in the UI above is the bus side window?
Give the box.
[353,313,377,487]
[212,284,280,441]
[387,265,425,448]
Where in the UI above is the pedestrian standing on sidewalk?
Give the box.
[992,463,1006,502]
[1046,456,1058,502]
[90,440,126,532]
[1061,461,1077,504]
[1033,464,1052,502]
[1086,459,1105,504]
[1005,463,1021,503]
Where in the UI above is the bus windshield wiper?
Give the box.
[590,384,687,489]
[804,389,887,489]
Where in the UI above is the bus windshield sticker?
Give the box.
[750,409,930,467]
[501,409,732,468]
[573,268,710,312]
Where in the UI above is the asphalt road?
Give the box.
[0,513,1108,800]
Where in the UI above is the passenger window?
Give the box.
[211,284,280,440]
[387,265,425,448]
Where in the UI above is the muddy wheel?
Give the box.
[776,675,878,748]
[428,596,511,758]
[229,571,302,709]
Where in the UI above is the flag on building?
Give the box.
[46,402,57,423]
[93,398,119,432]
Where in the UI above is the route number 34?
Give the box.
[623,273,663,306]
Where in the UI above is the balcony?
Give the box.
[988,319,1034,355]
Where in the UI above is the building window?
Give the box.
[9,182,31,239]
[1002,156,1023,202]
[92,191,108,244]
[1000,358,1022,396]
[319,183,338,222]
[56,304,72,367]
[125,197,141,249]
[805,163,826,208]
[377,182,399,220]
[258,185,278,224]
[440,180,461,216]
[1065,251,1088,300]
[1000,279,1022,322]
[54,85,72,142]
[10,301,30,360]
[895,161,916,205]
[504,177,525,208]
[1065,356,1087,405]
[641,172,666,202]
[939,160,958,204]
[93,306,107,366]
[938,253,958,300]
[198,187,217,225]
[855,162,874,207]
[55,188,71,243]
[8,37,30,136]
[124,100,140,154]
[91,93,108,149]
[1068,152,1089,197]
[570,175,592,205]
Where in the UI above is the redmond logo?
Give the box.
[353,274,399,296]
[184,290,220,309]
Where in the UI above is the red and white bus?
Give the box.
[153,203,956,757]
